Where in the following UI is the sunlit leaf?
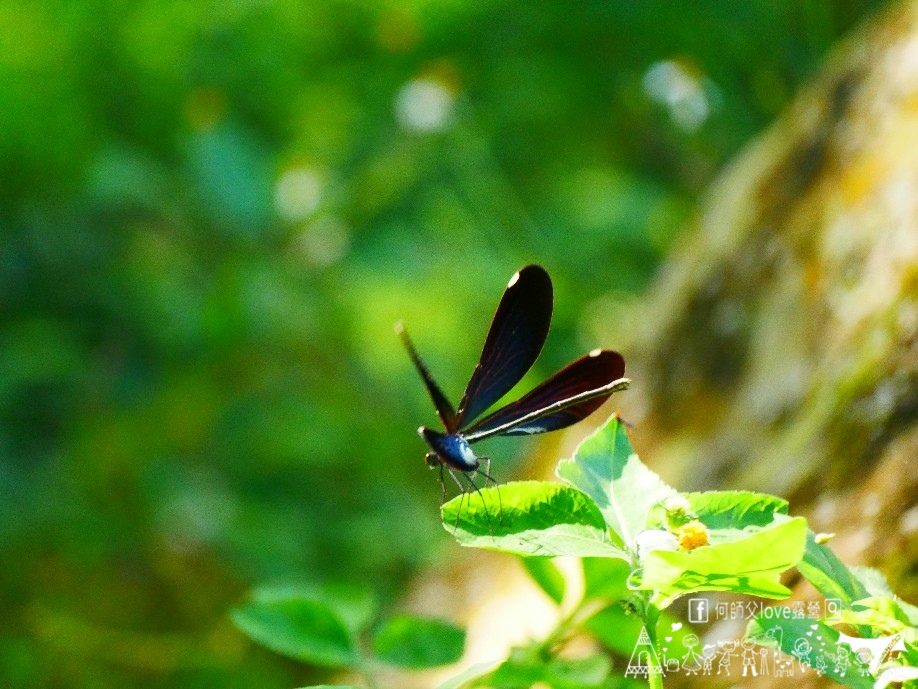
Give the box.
[798,531,870,605]
[839,597,918,639]
[852,566,902,600]
[442,481,626,558]
[632,516,807,608]
[748,615,874,689]
[557,414,678,550]
[874,665,918,689]
[685,490,789,528]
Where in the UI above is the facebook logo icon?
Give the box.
[688,598,709,623]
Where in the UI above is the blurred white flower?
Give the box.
[274,165,324,222]
[395,78,455,133]
[289,215,350,268]
[643,60,717,132]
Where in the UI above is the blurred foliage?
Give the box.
[0,0,884,687]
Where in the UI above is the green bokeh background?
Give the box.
[0,1,883,687]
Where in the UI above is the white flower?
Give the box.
[636,529,679,559]
[663,495,692,513]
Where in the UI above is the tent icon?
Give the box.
[626,627,665,678]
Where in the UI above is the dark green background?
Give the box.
[0,1,883,686]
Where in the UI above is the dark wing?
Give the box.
[455,265,553,429]
[463,350,627,441]
[396,322,458,433]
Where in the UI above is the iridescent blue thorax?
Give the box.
[418,426,480,472]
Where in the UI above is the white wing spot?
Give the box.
[520,426,544,434]
[589,348,602,357]
[507,271,521,288]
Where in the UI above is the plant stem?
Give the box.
[360,667,379,689]
[353,650,379,689]
[534,597,608,657]
[642,598,664,689]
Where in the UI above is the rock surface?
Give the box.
[621,0,917,604]
[616,3,918,685]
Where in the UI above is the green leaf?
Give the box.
[875,665,918,689]
[839,597,918,640]
[748,614,875,689]
[853,566,900,599]
[491,650,611,689]
[585,604,695,658]
[250,582,377,636]
[521,557,566,604]
[798,531,870,605]
[685,490,789,529]
[582,557,632,602]
[434,659,503,689]
[296,686,363,689]
[441,481,627,558]
[371,615,465,669]
[557,414,678,550]
[231,595,355,667]
[313,582,377,634]
[582,604,646,656]
[633,516,807,608]
[847,569,918,628]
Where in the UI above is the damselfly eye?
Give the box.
[424,452,440,468]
